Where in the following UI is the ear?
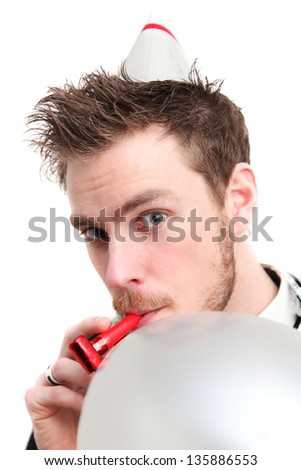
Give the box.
[225,162,257,236]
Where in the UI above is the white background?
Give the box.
[1,0,300,452]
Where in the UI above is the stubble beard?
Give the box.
[202,220,236,312]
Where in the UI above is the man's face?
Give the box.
[67,126,236,326]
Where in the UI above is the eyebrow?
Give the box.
[70,189,177,228]
[120,189,176,215]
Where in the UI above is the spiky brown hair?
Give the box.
[27,65,250,207]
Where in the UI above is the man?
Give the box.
[25,23,301,450]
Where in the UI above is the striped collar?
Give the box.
[259,265,301,328]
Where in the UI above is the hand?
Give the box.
[25,316,112,450]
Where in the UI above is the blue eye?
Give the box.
[134,212,167,231]
[148,213,165,226]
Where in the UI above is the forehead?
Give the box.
[66,126,207,214]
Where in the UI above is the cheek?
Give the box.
[164,217,219,254]
[152,229,217,280]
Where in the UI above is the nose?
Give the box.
[104,237,146,290]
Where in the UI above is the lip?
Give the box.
[123,307,163,316]
[138,307,164,327]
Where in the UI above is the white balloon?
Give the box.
[78,312,301,449]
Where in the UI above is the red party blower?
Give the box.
[69,314,141,373]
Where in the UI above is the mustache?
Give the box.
[113,289,174,316]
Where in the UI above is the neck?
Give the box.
[225,243,278,316]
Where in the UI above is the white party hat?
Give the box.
[124,22,190,81]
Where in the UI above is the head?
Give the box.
[28,67,256,323]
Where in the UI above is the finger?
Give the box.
[59,316,112,358]
[41,358,92,391]
[25,384,84,416]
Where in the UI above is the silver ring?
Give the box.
[45,364,63,386]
